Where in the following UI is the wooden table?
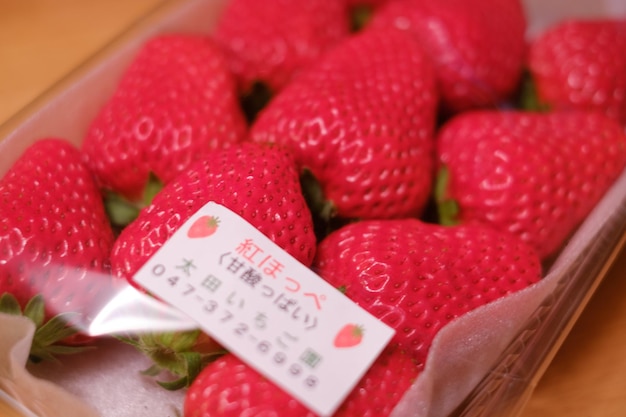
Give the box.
[1,1,626,416]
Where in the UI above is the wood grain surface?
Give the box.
[1,1,625,416]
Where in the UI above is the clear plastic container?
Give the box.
[1,1,625,416]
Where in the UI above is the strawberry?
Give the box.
[333,323,364,348]
[212,0,350,96]
[183,345,418,417]
[250,28,438,227]
[187,215,220,238]
[527,19,626,126]
[184,352,313,417]
[111,142,317,384]
[0,138,116,359]
[435,110,626,260]
[313,218,542,371]
[367,0,527,112]
[82,34,247,218]
[111,142,316,279]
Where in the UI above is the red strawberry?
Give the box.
[435,110,626,260]
[333,323,364,348]
[0,138,116,358]
[111,141,316,281]
[528,19,626,125]
[367,0,527,112]
[313,218,542,370]
[187,215,220,238]
[82,34,247,208]
[212,0,350,95]
[111,142,316,386]
[183,345,418,417]
[250,28,438,224]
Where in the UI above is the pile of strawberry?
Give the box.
[2,0,626,415]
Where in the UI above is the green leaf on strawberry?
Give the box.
[0,293,91,363]
[118,330,226,390]
[517,71,551,113]
[104,173,163,231]
[434,165,460,227]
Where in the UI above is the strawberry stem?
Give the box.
[0,293,21,315]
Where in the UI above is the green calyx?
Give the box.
[300,168,349,241]
[518,71,551,112]
[117,329,226,390]
[0,293,91,363]
[434,166,461,227]
[300,168,337,222]
[240,81,274,124]
[105,173,163,231]
[350,5,374,32]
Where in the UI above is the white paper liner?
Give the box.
[0,314,100,417]
[26,339,187,417]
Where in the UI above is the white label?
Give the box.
[132,202,395,416]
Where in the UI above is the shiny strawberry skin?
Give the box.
[82,34,248,202]
[528,19,626,125]
[436,110,626,259]
[333,346,418,416]
[212,0,350,94]
[250,28,438,220]
[313,219,542,370]
[111,142,317,283]
[184,353,314,417]
[0,138,116,319]
[184,345,418,417]
[367,0,527,112]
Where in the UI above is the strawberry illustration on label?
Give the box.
[334,324,364,348]
[187,215,220,238]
